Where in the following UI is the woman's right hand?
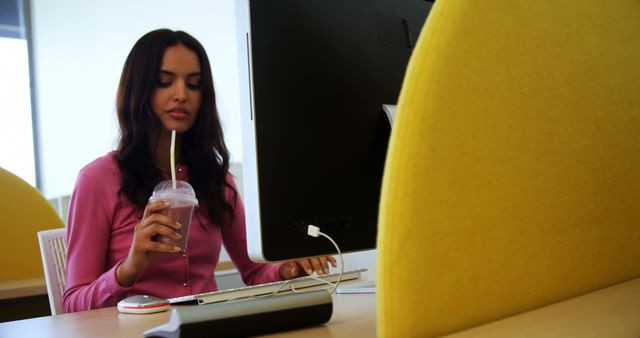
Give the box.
[116,201,183,287]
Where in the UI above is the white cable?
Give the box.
[225,225,344,302]
[309,274,336,287]
[307,225,344,295]
[224,279,297,303]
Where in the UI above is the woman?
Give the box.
[63,29,336,313]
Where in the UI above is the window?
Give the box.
[0,0,36,186]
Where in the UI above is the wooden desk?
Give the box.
[0,277,47,300]
[446,277,640,338]
[0,293,376,338]
[1,277,639,337]
[0,277,50,322]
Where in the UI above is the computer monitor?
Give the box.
[236,0,433,262]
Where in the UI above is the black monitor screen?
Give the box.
[237,0,432,261]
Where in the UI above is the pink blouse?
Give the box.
[63,152,283,313]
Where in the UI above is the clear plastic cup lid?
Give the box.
[149,180,199,206]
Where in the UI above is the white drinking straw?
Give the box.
[170,130,177,189]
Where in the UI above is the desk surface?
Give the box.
[1,277,640,337]
[445,276,640,338]
[0,277,47,300]
[0,292,376,338]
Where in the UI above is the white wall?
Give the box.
[30,0,242,199]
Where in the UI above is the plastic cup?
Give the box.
[148,180,198,250]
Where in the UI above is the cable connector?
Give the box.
[307,225,320,237]
[305,224,344,295]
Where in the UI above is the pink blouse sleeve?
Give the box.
[220,175,285,285]
[62,166,131,313]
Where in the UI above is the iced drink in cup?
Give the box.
[148,180,198,251]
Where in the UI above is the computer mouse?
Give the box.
[117,294,170,314]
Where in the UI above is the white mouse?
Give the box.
[117,294,170,314]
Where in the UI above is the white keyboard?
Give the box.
[168,268,366,305]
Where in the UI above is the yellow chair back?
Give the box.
[1,167,64,282]
[377,1,640,337]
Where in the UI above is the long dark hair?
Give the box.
[115,29,235,225]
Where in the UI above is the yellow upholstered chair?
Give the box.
[377,1,640,337]
[0,167,65,301]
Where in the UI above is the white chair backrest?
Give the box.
[37,228,67,315]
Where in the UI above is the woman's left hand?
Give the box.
[279,256,338,280]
